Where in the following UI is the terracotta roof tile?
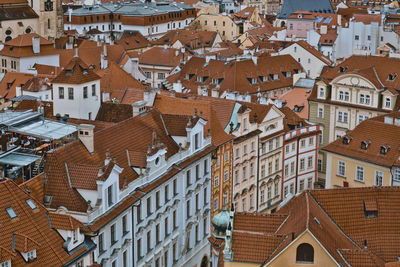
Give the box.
[296,40,333,65]
[151,29,218,50]
[139,46,187,68]
[0,179,89,265]
[48,212,85,231]
[52,56,100,84]
[95,102,133,122]
[115,31,150,51]
[0,72,33,99]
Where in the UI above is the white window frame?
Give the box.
[375,171,383,186]
[337,161,346,177]
[356,166,364,182]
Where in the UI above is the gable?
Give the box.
[262,105,284,122]
[331,74,377,90]
[267,231,338,267]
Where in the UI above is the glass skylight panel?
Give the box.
[6,207,17,219]
[26,199,37,210]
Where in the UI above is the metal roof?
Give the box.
[294,78,315,89]
[278,0,334,19]
[0,111,77,139]
[0,152,40,166]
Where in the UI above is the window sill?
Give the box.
[296,261,314,264]
[98,250,106,256]
[122,231,129,237]
[355,179,364,184]
[111,240,117,247]
[337,174,346,178]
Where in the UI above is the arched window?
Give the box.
[296,243,314,263]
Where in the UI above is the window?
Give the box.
[249,194,254,209]
[260,190,265,203]
[215,156,219,166]
[300,140,306,148]
[186,200,191,219]
[147,231,151,253]
[68,87,74,100]
[164,249,168,267]
[158,73,165,80]
[319,87,324,98]
[300,158,305,171]
[137,238,142,258]
[242,198,246,211]
[296,243,314,263]
[385,97,391,108]
[173,210,177,228]
[284,186,288,197]
[358,115,369,124]
[145,72,151,78]
[290,162,295,175]
[309,137,314,146]
[251,141,255,152]
[375,171,383,186]
[367,35,371,41]
[165,184,169,203]
[318,159,322,172]
[107,185,113,207]
[83,86,88,98]
[307,177,313,189]
[356,166,364,182]
[290,183,294,194]
[343,112,348,123]
[110,224,116,244]
[307,156,313,169]
[204,159,208,175]
[214,20,216,26]
[242,166,247,181]
[337,161,346,177]
[338,111,343,122]
[224,170,228,181]
[186,170,191,187]
[156,191,160,209]
[285,145,289,154]
[137,204,141,223]
[359,94,365,104]
[92,84,96,96]
[122,215,127,235]
[250,163,254,177]
[267,186,272,200]
[48,18,51,29]
[319,133,323,144]
[394,168,400,181]
[59,87,64,99]
[98,233,104,253]
[156,223,160,243]
[203,187,207,204]
[26,199,37,210]
[194,133,200,149]
[225,151,229,161]
[284,165,289,177]
[214,175,219,187]
[147,197,151,215]
[318,107,324,118]
[243,118,247,130]
[274,182,279,196]
[261,165,266,178]
[339,91,344,100]
[275,159,279,172]
[344,92,349,101]
[214,198,218,211]
[243,145,247,155]
[268,162,272,174]
[173,179,177,195]
[355,35,359,40]
[365,95,370,105]
[269,140,273,151]
[299,180,304,192]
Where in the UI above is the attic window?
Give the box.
[248,78,258,85]
[363,200,378,218]
[342,135,352,145]
[25,199,37,210]
[339,66,347,73]
[388,73,397,81]
[380,145,390,155]
[293,105,304,112]
[361,140,370,150]
[6,206,17,219]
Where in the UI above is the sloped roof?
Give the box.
[295,40,333,65]
[96,102,133,122]
[151,29,217,50]
[139,46,187,68]
[278,0,334,19]
[0,72,33,99]
[115,30,150,51]
[52,56,100,84]
[21,77,51,92]
[0,179,89,266]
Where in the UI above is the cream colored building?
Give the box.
[323,113,400,189]
[0,0,63,43]
[190,14,240,41]
[243,0,280,14]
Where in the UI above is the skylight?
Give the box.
[26,199,37,210]
[6,207,17,219]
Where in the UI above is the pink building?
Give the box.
[282,125,320,200]
[287,11,316,39]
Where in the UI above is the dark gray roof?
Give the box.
[278,0,334,19]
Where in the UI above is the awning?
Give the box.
[0,152,40,166]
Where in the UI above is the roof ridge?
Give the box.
[307,190,362,250]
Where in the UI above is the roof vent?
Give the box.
[363,199,378,218]
[384,116,394,125]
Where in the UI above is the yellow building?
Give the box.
[217,187,400,266]
[190,13,240,40]
[323,112,400,189]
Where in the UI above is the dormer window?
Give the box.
[361,140,371,150]
[260,76,268,82]
[380,145,390,155]
[107,184,114,208]
[319,88,325,98]
[269,74,279,81]
[194,133,200,149]
[73,229,79,244]
[385,97,391,108]
[25,250,36,262]
[0,260,11,267]
[247,78,258,85]
[339,66,347,73]
[342,135,352,145]
[388,73,397,81]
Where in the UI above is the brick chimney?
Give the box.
[32,37,40,54]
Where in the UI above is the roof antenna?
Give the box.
[74,44,78,58]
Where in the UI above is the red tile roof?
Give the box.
[139,46,188,68]
[151,29,218,50]
[52,56,100,84]
[115,31,150,51]
[0,72,33,99]
[0,179,89,266]
[296,40,333,65]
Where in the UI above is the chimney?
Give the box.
[78,124,95,154]
[337,14,342,26]
[175,49,179,57]
[101,45,108,69]
[251,56,258,65]
[66,35,74,49]
[32,37,40,54]
[320,25,328,34]
[132,100,147,117]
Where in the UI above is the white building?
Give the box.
[51,53,101,120]
[282,125,320,200]
[277,40,332,79]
